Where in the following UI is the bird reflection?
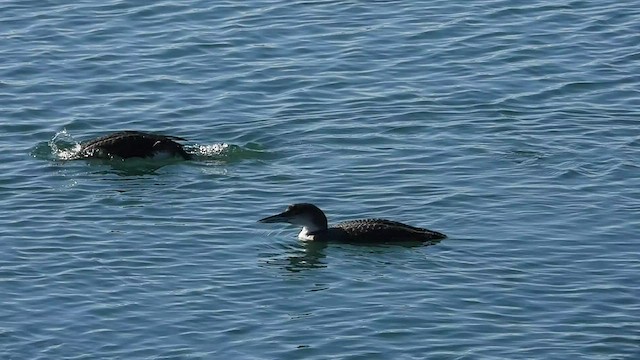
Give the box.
[284,241,328,272]
[263,237,438,273]
[261,240,328,273]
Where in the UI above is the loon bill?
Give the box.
[259,203,446,243]
[78,131,191,160]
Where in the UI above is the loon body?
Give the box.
[78,131,191,160]
[259,203,446,243]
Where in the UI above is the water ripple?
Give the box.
[1,0,640,359]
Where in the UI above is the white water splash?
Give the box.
[49,129,82,160]
[192,143,230,157]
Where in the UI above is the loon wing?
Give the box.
[334,219,446,243]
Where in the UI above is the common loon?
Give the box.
[78,131,191,160]
[259,203,446,243]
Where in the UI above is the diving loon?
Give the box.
[259,203,446,243]
[78,131,191,160]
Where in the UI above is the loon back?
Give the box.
[328,218,447,243]
[79,131,191,160]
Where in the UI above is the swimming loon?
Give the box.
[78,131,191,160]
[259,203,446,243]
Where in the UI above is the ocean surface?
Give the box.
[2,0,639,358]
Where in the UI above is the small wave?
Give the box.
[501,149,547,165]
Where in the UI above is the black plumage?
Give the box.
[78,131,191,160]
[330,218,446,243]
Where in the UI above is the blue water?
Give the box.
[2,1,640,358]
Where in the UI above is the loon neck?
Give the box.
[298,225,327,241]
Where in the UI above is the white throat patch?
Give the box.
[298,227,316,241]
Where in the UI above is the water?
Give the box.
[2,0,639,358]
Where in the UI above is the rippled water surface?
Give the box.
[2,1,639,359]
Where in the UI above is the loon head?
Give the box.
[259,203,329,239]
